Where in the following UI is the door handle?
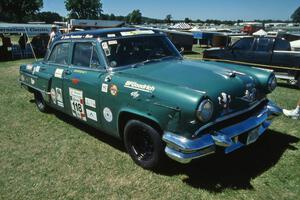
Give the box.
[64,69,72,75]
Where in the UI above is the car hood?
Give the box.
[122,59,259,112]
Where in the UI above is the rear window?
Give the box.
[274,39,291,51]
[254,38,272,52]
[232,38,254,51]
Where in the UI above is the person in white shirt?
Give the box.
[47,25,61,48]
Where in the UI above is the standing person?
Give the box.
[18,33,28,57]
[47,25,61,48]
[283,98,300,119]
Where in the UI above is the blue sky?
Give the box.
[42,0,300,20]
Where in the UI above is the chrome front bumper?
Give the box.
[162,101,282,164]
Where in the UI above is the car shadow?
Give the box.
[52,109,126,153]
[31,101,299,192]
[277,82,299,90]
[156,130,299,192]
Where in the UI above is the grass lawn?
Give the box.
[0,59,299,200]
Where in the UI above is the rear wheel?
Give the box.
[124,120,164,170]
[34,92,50,113]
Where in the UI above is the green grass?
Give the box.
[0,59,299,200]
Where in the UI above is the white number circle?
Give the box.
[103,107,113,122]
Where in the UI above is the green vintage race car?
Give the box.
[19,28,282,169]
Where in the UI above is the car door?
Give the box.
[47,42,71,112]
[63,41,106,128]
[251,37,273,65]
[231,37,255,63]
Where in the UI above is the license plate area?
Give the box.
[246,127,259,145]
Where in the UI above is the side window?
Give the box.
[48,43,70,65]
[274,39,291,51]
[232,38,254,51]
[254,38,271,52]
[72,42,102,68]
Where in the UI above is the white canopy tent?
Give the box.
[253,29,268,36]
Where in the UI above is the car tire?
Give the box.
[34,92,50,113]
[124,120,164,170]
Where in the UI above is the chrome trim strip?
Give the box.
[19,80,51,95]
[193,98,266,136]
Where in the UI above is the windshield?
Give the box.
[101,36,181,68]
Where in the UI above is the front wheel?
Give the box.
[34,92,50,113]
[124,120,164,170]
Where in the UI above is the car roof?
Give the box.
[54,27,162,43]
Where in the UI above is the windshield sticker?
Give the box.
[85,97,96,108]
[102,42,111,56]
[101,83,108,93]
[107,34,116,38]
[120,30,155,36]
[108,40,118,45]
[103,107,113,122]
[56,88,64,107]
[54,68,64,79]
[30,78,35,85]
[110,84,118,96]
[69,88,86,121]
[124,81,155,93]
[86,109,97,121]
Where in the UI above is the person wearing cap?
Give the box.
[47,25,61,48]
[283,98,300,120]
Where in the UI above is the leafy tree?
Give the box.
[291,6,300,22]
[127,10,142,24]
[65,0,102,19]
[0,0,43,22]
[35,12,63,24]
[184,17,191,23]
[165,14,172,24]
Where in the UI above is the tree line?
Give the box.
[0,0,300,24]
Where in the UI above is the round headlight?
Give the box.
[196,99,214,123]
[268,75,277,92]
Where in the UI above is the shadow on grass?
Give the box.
[30,100,299,192]
[156,130,299,192]
[52,109,126,153]
[277,82,299,90]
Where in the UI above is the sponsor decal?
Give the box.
[26,64,33,71]
[85,97,96,108]
[54,68,64,78]
[101,83,108,93]
[130,91,140,99]
[103,107,113,122]
[239,88,256,103]
[69,88,86,121]
[56,88,64,107]
[124,81,155,93]
[218,92,231,109]
[30,78,35,85]
[107,34,116,38]
[74,69,87,74]
[108,40,118,45]
[50,88,56,104]
[120,30,154,36]
[86,109,97,121]
[84,34,93,38]
[33,66,40,74]
[110,84,118,96]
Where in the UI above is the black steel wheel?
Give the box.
[34,92,50,113]
[124,120,164,170]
